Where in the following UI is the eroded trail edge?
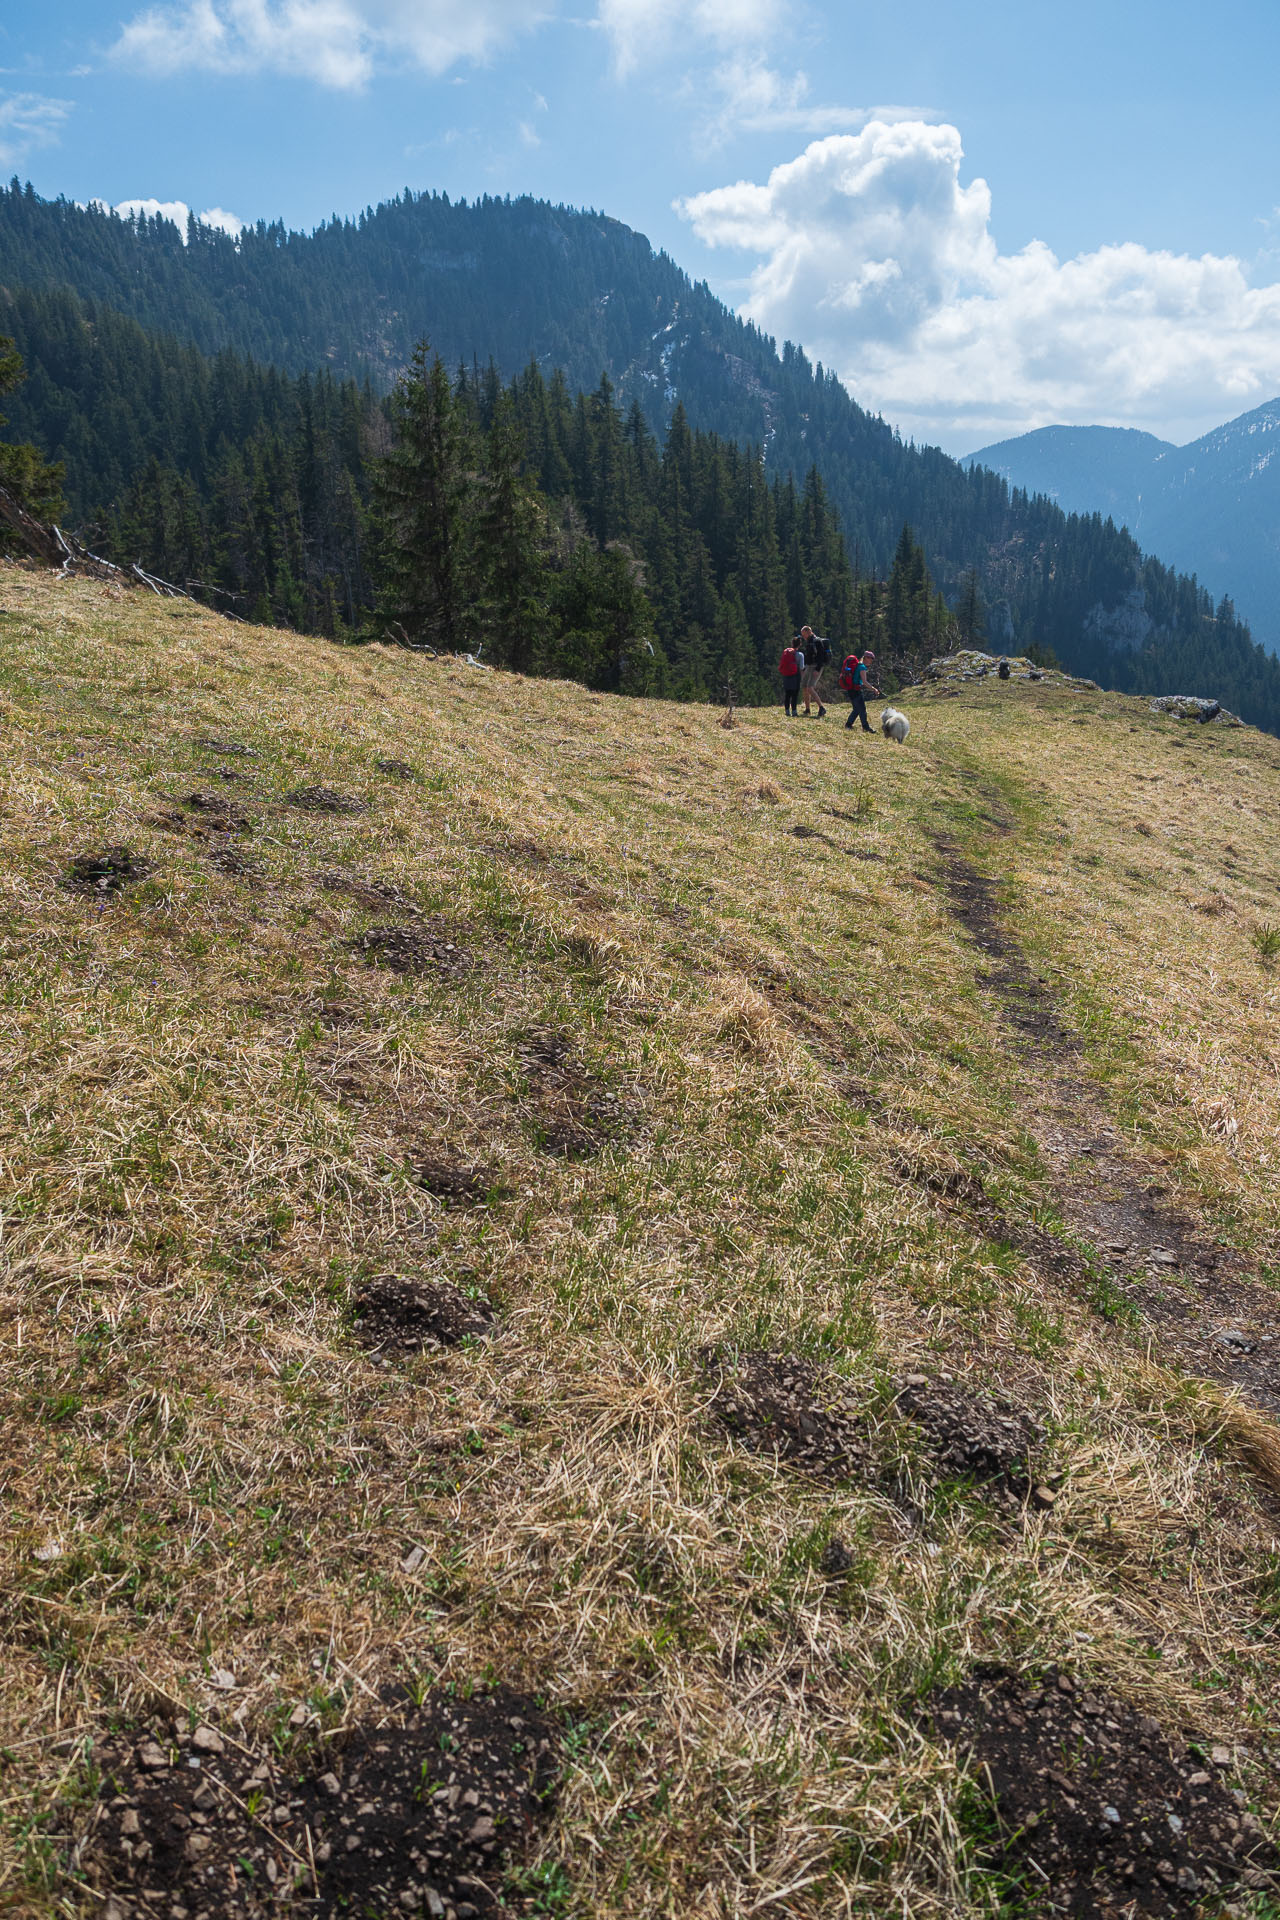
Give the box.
[936,841,1280,1420]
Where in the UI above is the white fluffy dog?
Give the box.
[880,706,910,744]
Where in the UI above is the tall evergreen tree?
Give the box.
[371,341,475,648]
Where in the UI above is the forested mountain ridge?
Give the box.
[967,403,1280,651]
[3,181,1280,729]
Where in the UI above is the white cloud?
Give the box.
[0,91,73,166]
[111,0,555,87]
[102,197,245,239]
[110,0,782,85]
[597,0,782,76]
[678,120,1280,447]
[694,57,937,155]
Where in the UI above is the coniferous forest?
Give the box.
[3,183,1280,728]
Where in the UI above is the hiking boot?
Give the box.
[817,705,827,717]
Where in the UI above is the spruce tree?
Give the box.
[371,341,475,648]
[474,391,547,671]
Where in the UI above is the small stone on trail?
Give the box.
[1211,1745,1233,1768]
[319,1771,341,1797]
[289,1705,310,1727]
[1032,1485,1056,1510]
[207,1668,236,1691]
[191,1726,224,1754]
[137,1741,169,1770]
[1152,1248,1178,1265]
[400,1545,426,1575]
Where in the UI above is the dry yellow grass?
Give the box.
[2,565,1280,1917]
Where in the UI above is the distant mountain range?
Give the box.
[965,402,1280,650]
[4,182,1280,729]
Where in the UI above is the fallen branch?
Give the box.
[0,485,63,566]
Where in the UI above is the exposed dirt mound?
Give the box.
[209,846,261,878]
[375,756,419,780]
[929,1665,1278,1917]
[516,1030,627,1159]
[412,1155,501,1204]
[896,1374,1045,1502]
[350,922,474,977]
[84,1687,557,1919]
[285,785,369,815]
[62,846,152,895]
[184,790,252,831]
[352,1277,494,1354]
[315,870,422,916]
[702,1347,872,1481]
[192,735,258,757]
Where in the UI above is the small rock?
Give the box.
[1152,1248,1178,1265]
[1188,1770,1211,1787]
[426,1892,447,1919]
[1032,1485,1057,1510]
[400,1545,426,1576]
[184,1833,212,1859]
[208,1668,236,1691]
[316,1770,340,1797]
[32,1538,63,1563]
[1211,1744,1233,1767]
[191,1726,224,1754]
[289,1705,310,1727]
[1102,1806,1120,1825]
[467,1816,495,1843]
[1176,1866,1199,1892]
[137,1741,170,1771]
[121,1808,141,1836]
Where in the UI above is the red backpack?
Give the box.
[779,646,799,677]
[839,653,862,691]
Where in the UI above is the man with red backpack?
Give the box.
[839,648,878,732]
[779,635,804,717]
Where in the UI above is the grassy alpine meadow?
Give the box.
[2,563,1280,1920]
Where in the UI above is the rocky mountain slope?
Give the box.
[967,400,1280,651]
[3,559,1280,1916]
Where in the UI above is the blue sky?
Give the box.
[3,0,1279,451]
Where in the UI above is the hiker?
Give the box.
[799,625,830,717]
[779,634,804,717]
[839,648,878,732]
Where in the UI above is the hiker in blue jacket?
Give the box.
[838,648,878,732]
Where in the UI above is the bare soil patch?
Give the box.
[516,1030,628,1159]
[193,735,258,757]
[352,1277,495,1355]
[896,1373,1046,1504]
[375,756,420,781]
[209,846,261,879]
[83,1687,557,1919]
[315,870,422,916]
[928,1665,1278,1917]
[701,1347,873,1481]
[412,1154,502,1205]
[285,785,369,816]
[351,922,474,977]
[62,846,152,895]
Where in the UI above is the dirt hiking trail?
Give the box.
[936,829,1280,1421]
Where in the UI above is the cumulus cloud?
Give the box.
[0,91,73,166]
[111,0,554,88]
[102,197,245,239]
[678,119,1280,447]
